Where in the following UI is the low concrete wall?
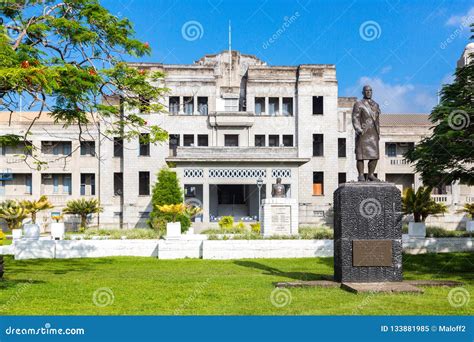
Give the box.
[9,237,474,260]
[403,237,474,254]
[202,240,333,259]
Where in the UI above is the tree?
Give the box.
[149,168,191,233]
[0,200,29,230]
[402,187,448,223]
[0,1,168,168]
[62,198,103,230]
[21,195,53,224]
[405,26,473,186]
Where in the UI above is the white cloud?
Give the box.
[445,6,474,26]
[379,65,392,74]
[345,77,437,113]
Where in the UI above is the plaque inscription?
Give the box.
[271,205,291,234]
[352,240,392,267]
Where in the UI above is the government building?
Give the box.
[0,49,472,230]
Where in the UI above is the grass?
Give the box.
[0,253,472,315]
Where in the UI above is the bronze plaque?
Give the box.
[353,240,392,267]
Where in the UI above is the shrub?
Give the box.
[67,228,161,240]
[457,203,474,219]
[0,200,29,231]
[218,216,234,230]
[148,168,191,233]
[299,226,333,239]
[402,187,448,222]
[250,222,261,234]
[63,198,103,230]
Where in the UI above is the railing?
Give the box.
[389,158,409,165]
[430,194,452,204]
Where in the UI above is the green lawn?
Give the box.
[0,253,473,315]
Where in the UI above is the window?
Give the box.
[283,135,293,147]
[114,138,123,157]
[169,134,180,156]
[313,172,324,195]
[80,173,96,196]
[255,135,265,147]
[197,135,208,146]
[0,144,4,156]
[269,97,279,115]
[312,96,324,115]
[114,173,123,196]
[386,143,397,157]
[63,175,72,195]
[338,138,346,158]
[48,142,71,156]
[139,95,151,113]
[338,173,346,185]
[198,97,208,115]
[184,97,194,115]
[269,135,280,147]
[25,174,32,195]
[53,175,59,193]
[0,180,4,196]
[139,171,150,196]
[224,98,238,111]
[183,134,195,147]
[169,97,180,114]
[80,141,95,156]
[255,97,265,115]
[312,134,324,156]
[282,98,293,116]
[224,135,239,147]
[139,133,150,156]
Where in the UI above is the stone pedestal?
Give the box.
[261,198,298,237]
[333,182,403,283]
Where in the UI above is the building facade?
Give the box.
[0,50,472,230]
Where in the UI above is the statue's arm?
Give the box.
[352,102,363,135]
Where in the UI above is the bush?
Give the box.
[218,216,234,230]
[425,226,471,238]
[298,226,333,239]
[250,222,260,234]
[66,228,161,240]
[148,168,191,233]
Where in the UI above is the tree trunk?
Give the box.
[81,215,87,230]
[414,213,421,223]
[0,256,4,279]
[32,212,37,224]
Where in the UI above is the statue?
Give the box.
[271,178,286,198]
[352,85,381,182]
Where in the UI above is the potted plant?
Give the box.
[457,203,474,232]
[402,186,448,237]
[21,195,53,239]
[62,198,103,232]
[0,200,29,240]
[157,203,202,239]
[51,214,65,240]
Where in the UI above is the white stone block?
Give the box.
[166,222,181,239]
[55,240,159,258]
[261,198,298,237]
[408,222,426,237]
[158,240,202,259]
[14,240,55,260]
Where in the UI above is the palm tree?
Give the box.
[0,200,30,231]
[21,195,54,224]
[62,198,103,230]
[402,186,448,222]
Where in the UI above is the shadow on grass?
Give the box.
[0,278,45,290]
[233,260,332,281]
[402,253,474,282]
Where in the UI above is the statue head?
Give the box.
[276,177,282,184]
[362,85,372,100]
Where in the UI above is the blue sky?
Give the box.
[102,0,474,113]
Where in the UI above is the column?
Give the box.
[179,96,184,114]
[203,182,209,223]
[279,97,283,116]
[193,96,198,115]
[265,97,269,115]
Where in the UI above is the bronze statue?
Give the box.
[352,85,381,182]
[271,178,286,198]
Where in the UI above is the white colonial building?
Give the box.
[0,50,472,230]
